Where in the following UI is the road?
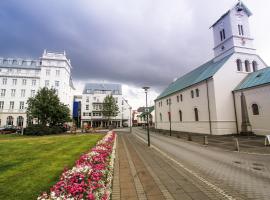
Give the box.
[129,127,270,200]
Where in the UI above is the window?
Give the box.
[45,80,49,87]
[86,105,89,110]
[166,99,169,105]
[160,113,162,122]
[19,101,24,110]
[31,90,35,97]
[180,94,183,102]
[56,70,60,76]
[17,116,24,127]
[86,97,89,103]
[12,79,17,85]
[22,79,27,85]
[46,69,50,76]
[220,29,226,41]
[177,95,179,102]
[0,101,4,109]
[179,110,182,122]
[196,89,199,97]
[245,60,250,72]
[252,104,259,115]
[55,81,59,87]
[9,101,14,110]
[191,90,194,98]
[2,78,7,85]
[238,24,244,36]
[21,89,25,97]
[17,69,21,73]
[32,80,36,86]
[6,116,13,125]
[1,89,6,97]
[11,89,16,97]
[236,59,242,71]
[194,108,199,121]
[252,61,258,72]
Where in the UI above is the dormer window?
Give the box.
[236,59,242,71]
[238,24,244,36]
[220,29,226,41]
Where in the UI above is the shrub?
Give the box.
[24,125,67,136]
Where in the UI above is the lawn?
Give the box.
[0,133,104,200]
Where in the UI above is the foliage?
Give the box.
[0,134,103,200]
[38,132,116,200]
[27,87,71,126]
[101,95,119,121]
[24,125,67,136]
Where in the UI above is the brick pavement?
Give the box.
[112,132,230,200]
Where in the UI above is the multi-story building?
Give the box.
[0,50,75,127]
[155,2,270,135]
[81,83,130,128]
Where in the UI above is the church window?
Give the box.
[194,108,199,121]
[236,59,242,71]
[220,29,226,41]
[252,104,259,115]
[179,110,182,122]
[177,95,179,102]
[191,90,194,98]
[238,25,244,36]
[252,61,258,72]
[180,94,183,101]
[196,89,199,97]
[245,60,250,72]
[160,113,162,122]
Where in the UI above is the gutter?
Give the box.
[206,79,212,135]
[232,91,239,134]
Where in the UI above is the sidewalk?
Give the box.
[112,132,229,200]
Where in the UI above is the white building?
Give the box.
[0,50,75,127]
[155,1,270,136]
[81,83,130,128]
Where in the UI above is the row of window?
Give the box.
[1,78,37,86]
[0,68,39,74]
[158,88,200,107]
[0,89,36,98]
[219,24,244,42]
[0,101,26,110]
[45,69,60,76]
[82,112,102,117]
[1,116,24,127]
[236,59,258,72]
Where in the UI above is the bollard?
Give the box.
[234,138,240,151]
[188,133,192,141]
[204,136,208,145]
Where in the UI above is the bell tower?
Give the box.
[211,1,256,61]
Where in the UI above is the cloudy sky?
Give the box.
[0,0,270,109]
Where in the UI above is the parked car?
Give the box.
[0,125,17,134]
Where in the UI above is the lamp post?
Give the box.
[142,86,150,147]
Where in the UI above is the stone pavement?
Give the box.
[111,131,229,200]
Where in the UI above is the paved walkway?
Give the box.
[112,131,228,200]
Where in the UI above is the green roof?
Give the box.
[234,67,270,91]
[156,54,232,100]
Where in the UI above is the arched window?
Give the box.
[194,108,199,121]
[236,59,242,71]
[17,116,24,127]
[6,116,13,125]
[252,61,258,72]
[160,113,162,122]
[191,90,194,98]
[196,89,199,97]
[245,60,250,72]
[177,95,179,102]
[180,94,183,101]
[252,104,259,115]
[179,110,182,122]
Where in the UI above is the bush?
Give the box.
[24,125,67,136]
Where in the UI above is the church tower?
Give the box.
[211,1,256,61]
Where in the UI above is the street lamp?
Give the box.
[142,86,150,147]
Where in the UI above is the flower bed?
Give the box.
[38,131,116,200]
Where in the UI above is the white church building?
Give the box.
[155,1,270,136]
[0,50,75,127]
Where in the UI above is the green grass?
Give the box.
[0,133,104,200]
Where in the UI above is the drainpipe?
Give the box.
[206,79,212,135]
[232,91,239,134]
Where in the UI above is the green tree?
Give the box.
[102,95,119,125]
[26,87,71,126]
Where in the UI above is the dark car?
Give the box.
[0,125,17,134]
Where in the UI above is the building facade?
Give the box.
[155,1,270,135]
[0,50,75,127]
[81,83,130,128]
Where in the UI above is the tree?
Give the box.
[102,95,119,125]
[26,87,71,126]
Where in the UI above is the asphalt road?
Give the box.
[130,128,270,200]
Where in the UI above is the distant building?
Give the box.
[81,83,130,128]
[0,50,75,127]
[155,2,270,135]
